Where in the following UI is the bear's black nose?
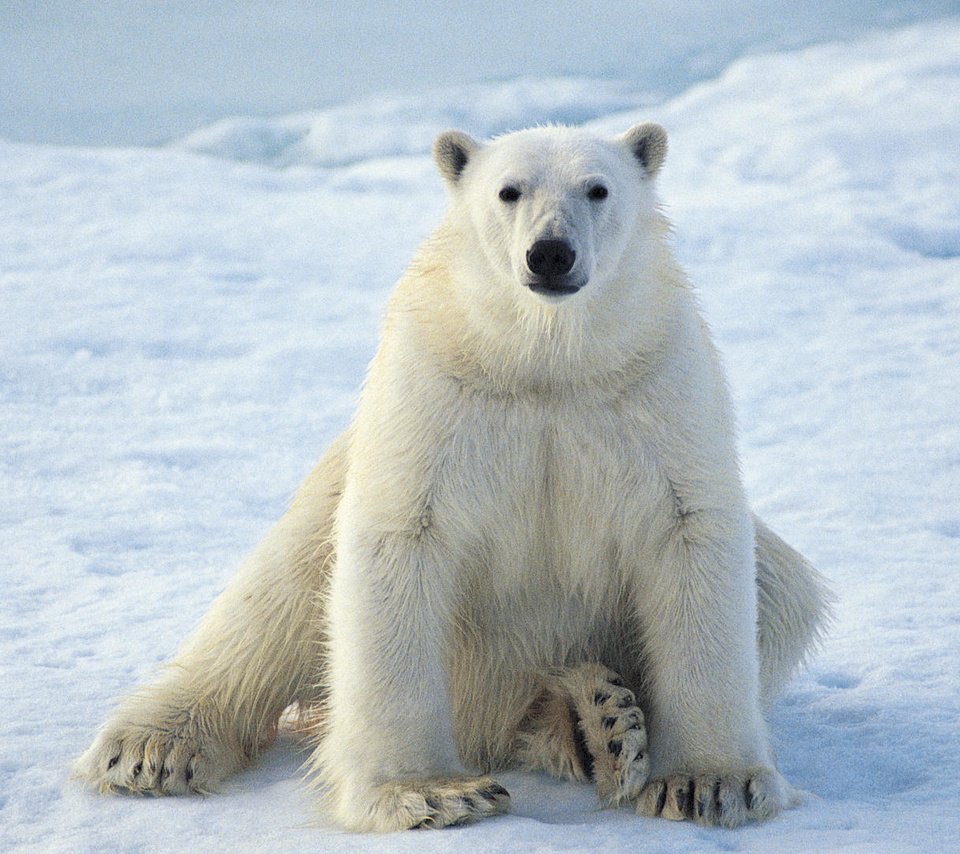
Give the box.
[526,239,576,278]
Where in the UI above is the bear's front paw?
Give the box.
[636,767,784,827]
[74,716,235,796]
[358,776,511,831]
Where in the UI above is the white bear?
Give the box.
[75,123,832,833]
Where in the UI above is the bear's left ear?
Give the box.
[618,122,668,177]
[433,130,480,186]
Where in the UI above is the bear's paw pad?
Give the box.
[574,666,650,804]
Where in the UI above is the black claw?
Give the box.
[714,781,723,817]
[107,754,120,770]
[185,765,194,784]
[744,780,755,811]
[608,675,625,687]
[675,784,689,816]
[655,786,667,816]
[132,761,142,777]
[479,784,509,801]
[594,691,610,705]
[569,704,595,781]
[616,695,633,708]
[608,739,623,757]
[424,795,440,812]
[601,716,617,729]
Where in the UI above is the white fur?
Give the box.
[75,124,832,833]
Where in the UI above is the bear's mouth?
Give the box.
[526,276,585,298]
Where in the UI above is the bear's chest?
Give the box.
[439,390,668,589]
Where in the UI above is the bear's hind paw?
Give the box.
[572,667,650,804]
[74,718,237,796]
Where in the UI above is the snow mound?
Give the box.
[172,77,654,167]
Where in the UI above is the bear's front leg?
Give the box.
[314,519,509,832]
[634,508,789,827]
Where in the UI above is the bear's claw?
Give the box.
[75,715,232,797]
[373,776,510,830]
[637,767,783,827]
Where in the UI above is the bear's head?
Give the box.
[432,123,668,307]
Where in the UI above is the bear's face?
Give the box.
[433,124,668,307]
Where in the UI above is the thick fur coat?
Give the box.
[76,123,832,833]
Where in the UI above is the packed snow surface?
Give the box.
[2,17,959,854]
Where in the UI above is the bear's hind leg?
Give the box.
[75,507,330,795]
[75,433,348,795]
[753,516,834,705]
[516,663,650,805]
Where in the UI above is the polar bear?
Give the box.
[75,122,832,833]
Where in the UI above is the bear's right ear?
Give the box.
[433,130,480,186]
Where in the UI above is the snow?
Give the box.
[2,10,960,854]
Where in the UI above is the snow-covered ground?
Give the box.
[2,12,960,854]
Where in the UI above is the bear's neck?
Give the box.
[394,226,686,398]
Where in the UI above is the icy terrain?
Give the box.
[2,16,960,854]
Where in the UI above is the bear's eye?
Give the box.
[587,184,609,201]
[498,186,521,203]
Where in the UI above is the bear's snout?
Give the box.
[525,239,582,296]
